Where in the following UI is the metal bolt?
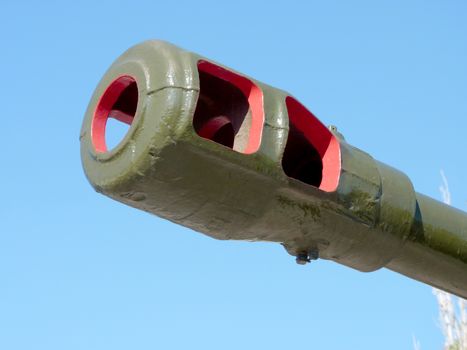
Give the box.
[296,252,311,265]
[295,249,319,265]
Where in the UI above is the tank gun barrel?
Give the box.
[80,41,467,298]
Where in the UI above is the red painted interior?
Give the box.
[197,61,264,154]
[284,97,341,192]
[197,116,232,140]
[92,75,137,153]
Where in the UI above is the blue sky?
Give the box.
[1,1,467,349]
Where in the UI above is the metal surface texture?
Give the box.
[80,40,467,298]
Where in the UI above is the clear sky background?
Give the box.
[1,1,467,349]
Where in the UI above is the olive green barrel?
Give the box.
[387,193,467,297]
[80,40,467,298]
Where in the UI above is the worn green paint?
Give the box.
[276,195,321,221]
[81,40,467,298]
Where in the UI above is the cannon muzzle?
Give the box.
[80,40,467,298]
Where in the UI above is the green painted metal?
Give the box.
[80,40,467,298]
